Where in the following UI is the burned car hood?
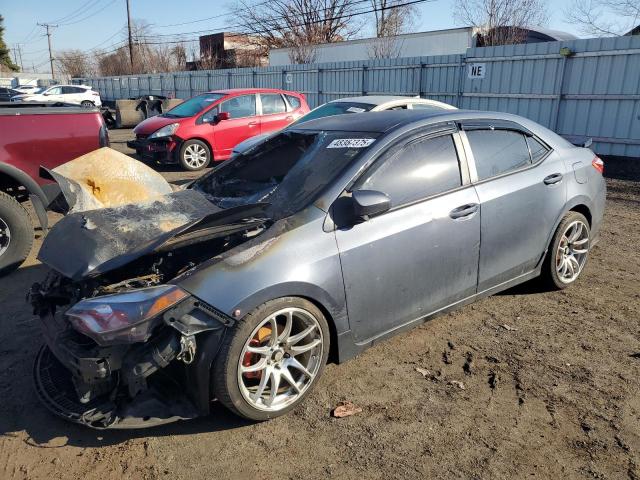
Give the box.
[38,189,268,280]
[37,147,268,280]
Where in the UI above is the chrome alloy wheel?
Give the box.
[555,220,589,284]
[0,217,11,257]
[237,307,324,412]
[183,144,208,169]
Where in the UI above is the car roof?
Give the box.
[207,88,297,95]
[329,95,422,105]
[293,109,572,149]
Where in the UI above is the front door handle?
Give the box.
[248,121,258,127]
[450,203,479,219]
[543,173,563,185]
[286,115,293,121]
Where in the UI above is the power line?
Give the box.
[49,0,104,24]
[58,0,118,26]
[137,0,432,45]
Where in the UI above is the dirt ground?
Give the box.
[0,131,638,479]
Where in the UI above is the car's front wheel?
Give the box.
[542,211,591,289]
[179,139,211,171]
[211,297,330,421]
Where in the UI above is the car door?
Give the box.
[258,93,291,134]
[460,122,566,292]
[42,86,63,102]
[335,128,480,343]
[213,94,260,158]
[64,86,88,104]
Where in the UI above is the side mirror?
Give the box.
[217,111,230,121]
[352,190,391,219]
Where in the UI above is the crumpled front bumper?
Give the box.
[33,300,231,429]
[127,136,179,163]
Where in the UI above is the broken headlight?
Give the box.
[65,285,189,346]
[148,123,179,139]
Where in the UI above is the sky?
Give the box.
[0,0,623,72]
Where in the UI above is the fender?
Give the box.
[0,162,54,230]
[539,195,593,266]
[230,281,349,335]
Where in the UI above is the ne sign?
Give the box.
[468,63,486,79]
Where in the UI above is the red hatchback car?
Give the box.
[128,88,309,170]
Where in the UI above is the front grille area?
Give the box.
[33,346,116,427]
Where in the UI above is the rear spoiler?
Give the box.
[563,135,593,148]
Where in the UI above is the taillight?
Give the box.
[592,156,604,174]
[92,91,100,96]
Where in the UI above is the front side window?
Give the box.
[47,87,62,95]
[220,94,256,118]
[358,134,462,208]
[260,94,287,115]
[466,130,531,180]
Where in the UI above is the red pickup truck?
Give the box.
[0,104,109,275]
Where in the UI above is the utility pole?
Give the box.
[126,0,134,73]
[15,44,24,71]
[37,23,58,79]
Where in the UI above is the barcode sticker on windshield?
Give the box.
[346,106,366,113]
[327,138,375,149]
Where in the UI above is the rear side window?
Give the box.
[220,94,256,118]
[285,94,301,110]
[466,130,531,180]
[62,86,84,94]
[261,94,287,115]
[527,136,549,162]
[358,134,462,207]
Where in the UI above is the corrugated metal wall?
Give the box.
[78,35,640,157]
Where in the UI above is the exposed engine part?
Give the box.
[177,334,197,365]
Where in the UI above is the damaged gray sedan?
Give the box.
[30,110,605,428]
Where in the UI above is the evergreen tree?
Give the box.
[0,15,19,72]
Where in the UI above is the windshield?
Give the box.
[164,93,226,118]
[193,129,379,217]
[292,102,376,126]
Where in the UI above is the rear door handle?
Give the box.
[450,203,479,219]
[248,121,258,127]
[544,173,563,185]
[286,115,293,121]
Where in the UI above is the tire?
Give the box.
[0,191,34,276]
[541,211,591,290]
[80,100,94,108]
[179,139,211,171]
[211,297,330,421]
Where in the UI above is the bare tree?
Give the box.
[56,50,96,78]
[96,22,189,75]
[231,0,362,63]
[454,0,549,46]
[366,0,420,59]
[370,0,419,37]
[565,0,640,36]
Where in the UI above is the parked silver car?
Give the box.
[31,109,605,428]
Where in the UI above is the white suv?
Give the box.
[11,85,102,107]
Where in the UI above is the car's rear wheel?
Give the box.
[0,192,33,276]
[211,297,330,421]
[542,211,590,289]
[179,139,211,171]
[80,100,94,108]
